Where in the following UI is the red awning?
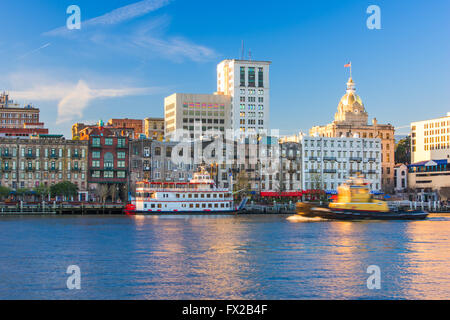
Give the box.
[261,191,303,197]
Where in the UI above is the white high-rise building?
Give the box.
[217,59,271,134]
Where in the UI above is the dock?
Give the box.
[0,203,125,216]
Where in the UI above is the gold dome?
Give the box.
[339,92,363,107]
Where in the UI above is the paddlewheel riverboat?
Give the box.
[125,167,243,215]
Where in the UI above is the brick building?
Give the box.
[0,93,49,138]
[0,135,88,197]
[79,125,129,201]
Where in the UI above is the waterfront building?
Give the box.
[72,120,136,140]
[79,125,129,201]
[277,140,302,192]
[0,136,88,198]
[310,77,395,192]
[144,117,165,141]
[164,93,231,140]
[410,112,450,163]
[107,118,145,139]
[300,135,382,192]
[129,139,194,191]
[217,59,271,134]
[0,92,49,137]
[408,159,450,202]
[394,164,408,192]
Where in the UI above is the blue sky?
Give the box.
[0,0,449,138]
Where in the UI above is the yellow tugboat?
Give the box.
[296,176,428,220]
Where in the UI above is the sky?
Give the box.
[0,0,449,138]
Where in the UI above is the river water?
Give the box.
[0,214,449,300]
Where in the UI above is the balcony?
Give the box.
[324,169,337,174]
[2,154,12,159]
[49,168,59,172]
[50,154,59,159]
[25,153,36,159]
[367,170,377,174]
[368,158,377,162]
[309,169,319,173]
[143,167,151,171]
[2,167,12,172]
[25,167,35,172]
[309,157,318,161]
[72,167,81,172]
[323,157,337,162]
[72,154,81,159]
[350,157,362,162]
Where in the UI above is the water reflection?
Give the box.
[0,214,449,299]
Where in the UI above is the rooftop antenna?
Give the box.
[248,49,252,61]
[240,40,245,60]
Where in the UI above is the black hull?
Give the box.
[297,207,429,220]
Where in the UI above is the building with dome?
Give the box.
[310,77,395,193]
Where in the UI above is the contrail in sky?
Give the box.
[16,43,51,60]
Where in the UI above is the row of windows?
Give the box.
[183,118,225,125]
[92,137,126,147]
[0,160,85,171]
[143,202,230,209]
[182,110,225,117]
[423,121,450,129]
[92,151,126,159]
[1,172,85,180]
[0,147,85,158]
[240,89,264,95]
[0,113,38,118]
[240,67,264,88]
[91,171,126,179]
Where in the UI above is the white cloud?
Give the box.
[10,79,163,124]
[44,0,172,36]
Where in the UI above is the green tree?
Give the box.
[395,136,411,164]
[235,171,249,194]
[16,188,30,201]
[50,181,78,200]
[0,186,11,200]
[34,183,50,201]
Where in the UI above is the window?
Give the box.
[104,171,114,178]
[117,171,126,178]
[92,137,101,147]
[92,151,101,159]
[258,67,264,87]
[248,67,255,87]
[118,152,126,159]
[117,138,126,148]
[92,171,101,178]
[240,67,245,87]
[104,152,114,169]
[105,138,113,146]
[92,160,100,168]
[117,161,126,168]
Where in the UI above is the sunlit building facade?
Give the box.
[310,77,395,192]
[217,59,271,134]
[410,113,450,163]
